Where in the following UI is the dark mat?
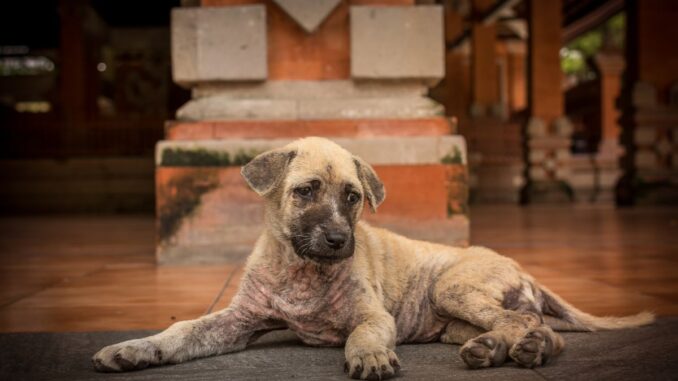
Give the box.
[2,318,677,381]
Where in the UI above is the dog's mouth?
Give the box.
[290,234,355,264]
[300,252,353,264]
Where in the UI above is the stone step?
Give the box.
[176,96,444,121]
[155,136,467,167]
[156,163,468,264]
[165,118,452,141]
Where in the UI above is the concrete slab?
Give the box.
[165,118,452,141]
[171,6,267,86]
[297,97,444,119]
[176,98,298,121]
[192,80,428,99]
[350,6,444,81]
[156,136,467,166]
[175,96,444,120]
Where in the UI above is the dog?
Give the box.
[93,137,653,379]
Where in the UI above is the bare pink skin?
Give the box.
[231,252,450,348]
[239,259,361,346]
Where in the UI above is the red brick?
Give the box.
[166,118,452,140]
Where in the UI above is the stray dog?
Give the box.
[93,137,653,379]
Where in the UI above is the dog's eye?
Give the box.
[347,192,360,204]
[294,186,313,198]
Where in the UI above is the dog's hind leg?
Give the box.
[432,282,564,369]
[440,318,485,345]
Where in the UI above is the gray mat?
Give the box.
[2,318,678,381]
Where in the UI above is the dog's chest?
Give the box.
[268,263,358,346]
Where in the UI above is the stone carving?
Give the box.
[273,0,341,33]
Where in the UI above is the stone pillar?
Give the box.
[157,0,469,264]
[618,0,678,204]
[470,0,500,117]
[522,0,573,203]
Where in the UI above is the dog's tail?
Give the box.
[538,284,655,332]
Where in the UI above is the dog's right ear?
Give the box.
[241,149,296,196]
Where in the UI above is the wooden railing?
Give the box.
[0,116,164,158]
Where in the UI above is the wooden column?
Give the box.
[527,0,563,125]
[522,0,572,203]
[506,41,527,113]
[444,7,471,120]
[470,0,498,117]
[594,53,624,143]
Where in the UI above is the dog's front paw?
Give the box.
[92,339,162,372]
[460,333,508,369]
[344,347,400,380]
[509,327,561,368]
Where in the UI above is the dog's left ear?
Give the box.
[353,156,385,212]
[241,149,296,196]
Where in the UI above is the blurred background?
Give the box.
[0,0,676,333]
[0,0,186,213]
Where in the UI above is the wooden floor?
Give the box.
[0,205,677,333]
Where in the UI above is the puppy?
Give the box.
[93,137,653,379]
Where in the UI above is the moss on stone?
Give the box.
[158,170,219,241]
[441,146,464,165]
[161,148,261,167]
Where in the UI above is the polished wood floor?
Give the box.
[0,205,677,333]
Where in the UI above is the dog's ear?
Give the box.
[241,149,296,196]
[353,156,385,212]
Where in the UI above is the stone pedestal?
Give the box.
[623,82,678,203]
[522,116,574,203]
[157,1,469,264]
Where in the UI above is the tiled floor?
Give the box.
[0,205,677,332]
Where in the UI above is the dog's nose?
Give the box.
[324,231,348,250]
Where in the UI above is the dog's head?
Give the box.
[241,137,385,263]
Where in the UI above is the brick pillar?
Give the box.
[158,0,470,264]
[470,0,500,118]
[618,0,678,204]
[522,0,573,203]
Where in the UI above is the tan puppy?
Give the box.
[93,137,653,379]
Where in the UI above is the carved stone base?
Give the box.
[522,117,574,203]
[619,81,678,204]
